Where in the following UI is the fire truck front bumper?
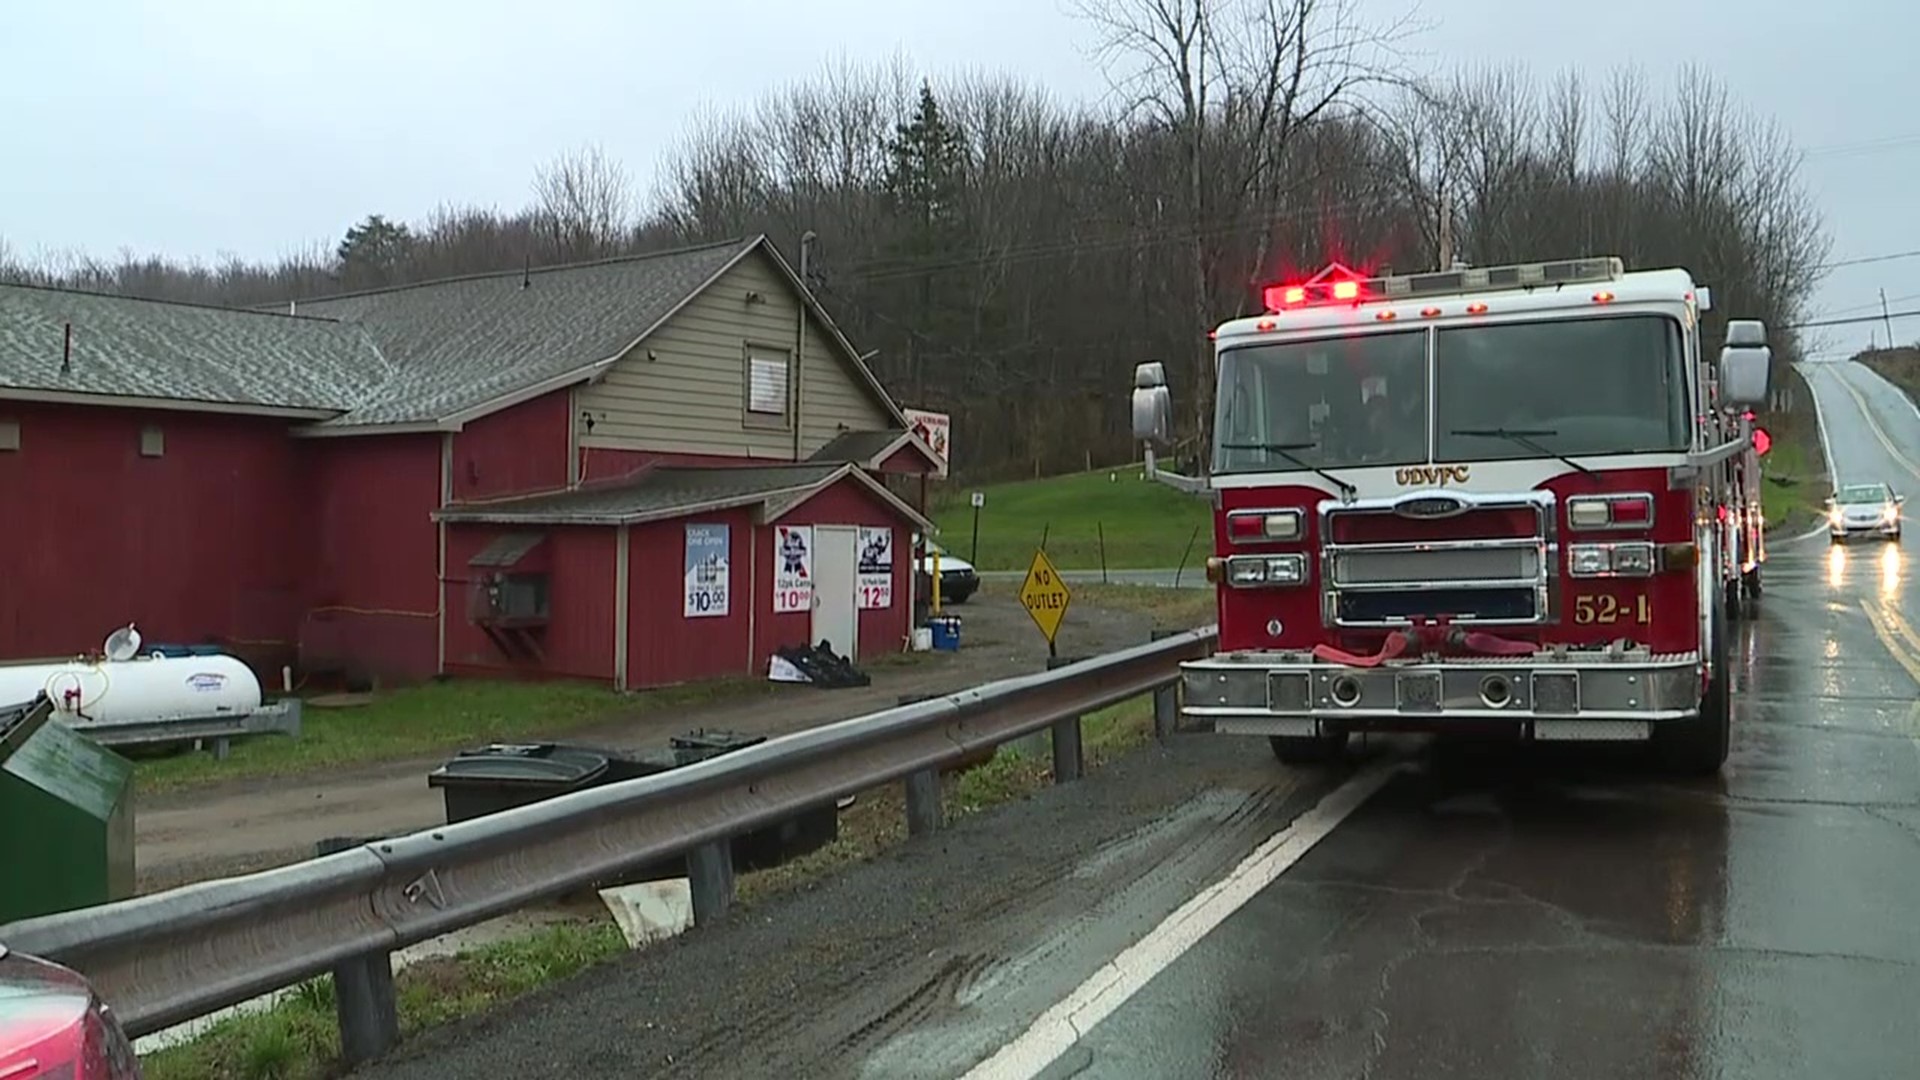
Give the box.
[1181,651,1704,742]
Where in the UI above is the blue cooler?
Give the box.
[929,615,962,651]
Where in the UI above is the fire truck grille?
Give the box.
[1330,547,1539,586]
[1334,587,1539,624]
[1321,500,1552,627]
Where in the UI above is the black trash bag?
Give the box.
[772,640,872,689]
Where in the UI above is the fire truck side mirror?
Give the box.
[1132,362,1172,443]
[1719,345,1771,410]
[1719,321,1771,411]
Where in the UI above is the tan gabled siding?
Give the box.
[576,249,892,459]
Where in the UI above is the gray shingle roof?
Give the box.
[0,237,790,429]
[433,463,853,525]
[291,238,756,428]
[0,284,386,411]
[810,428,910,465]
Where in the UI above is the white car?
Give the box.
[1828,482,1904,542]
[916,540,979,604]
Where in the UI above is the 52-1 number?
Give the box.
[1572,594,1651,625]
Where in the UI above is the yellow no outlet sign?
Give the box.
[1019,547,1072,646]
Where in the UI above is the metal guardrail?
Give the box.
[0,627,1216,1065]
[77,700,303,757]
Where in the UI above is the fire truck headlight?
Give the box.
[1265,555,1306,585]
[1610,543,1655,576]
[1224,554,1306,587]
[1569,544,1611,576]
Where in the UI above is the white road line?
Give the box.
[1801,361,1841,485]
[1777,364,1839,547]
[960,760,1401,1080]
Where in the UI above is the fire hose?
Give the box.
[1312,624,1538,667]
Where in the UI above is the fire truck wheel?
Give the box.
[1655,600,1731,776]
[1269,731,1350,765]
[1742,567,1763,598]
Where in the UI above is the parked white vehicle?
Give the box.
[916,540,979,604]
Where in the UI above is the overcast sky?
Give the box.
[5,0,1914,355]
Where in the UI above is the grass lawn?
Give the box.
[138,695,1167,1080]
[931,466,1212,572]
[987,579,1218,632]
[133,677,771,795]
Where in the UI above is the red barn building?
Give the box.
[0,236,940,689]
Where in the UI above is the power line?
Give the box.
[1785,309,1920,332]
[831,186,1920,286]
[1802,133,1920,160]
[1816,248,1920,272]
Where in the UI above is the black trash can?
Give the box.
[669,729,767,764]
[427,743,611,824]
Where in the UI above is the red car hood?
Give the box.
[0,948,91,1074]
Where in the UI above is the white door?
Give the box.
[812,526,860,658]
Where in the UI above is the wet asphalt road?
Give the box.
[1046,361,1920,1079]
[360,361,1920,1080]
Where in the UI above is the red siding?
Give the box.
[754,477,913,665]
[452,390,571,502]
[0,402,303,667]
[579,446,781,485]
[299,432,442,681]
[627,509,756,689]
[443,524,617,682]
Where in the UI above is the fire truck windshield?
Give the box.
[1212,314,1688,475]
[1433,314,1689,462]
[1213,328,1428,475]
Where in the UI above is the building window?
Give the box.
[746,349,791,424]
[139,425,164,457]
[0,420,17,452]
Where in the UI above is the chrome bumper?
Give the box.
[1182,650,1703,742]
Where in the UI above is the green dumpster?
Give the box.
[0,695,136,923]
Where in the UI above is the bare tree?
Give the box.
[0,50,1829,481]
[1066,0,1424,453]
[533,144,635,262]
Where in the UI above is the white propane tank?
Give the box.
[0,625,263,726]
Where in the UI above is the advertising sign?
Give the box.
[683,523,730,617]
[857,526,893,610]
[774,525,814,614]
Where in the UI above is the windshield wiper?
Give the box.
[1449,427,1597,478]
[1218,441,1358,498]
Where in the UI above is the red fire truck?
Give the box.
[1132,256,1773,775]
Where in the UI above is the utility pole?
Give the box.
[1882,288,1896,350]
[792,230,815,462]
[1436,190,1454,273]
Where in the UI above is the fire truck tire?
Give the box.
[1743,566,1763,598]
[1269,731,1350,765]
[1655,601,1731,776]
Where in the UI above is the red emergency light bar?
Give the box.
[1261,256,1626,314]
